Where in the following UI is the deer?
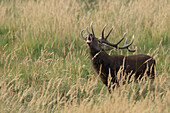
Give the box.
[80,22,156,93]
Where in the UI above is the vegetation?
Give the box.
[0,0,169,112]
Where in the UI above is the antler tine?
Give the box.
[86,27,90,35]
[102,24,107,39]
[80,29,87,41]
[128,47,137,52]
[119,35,134,49]
[115,32,127,46]
[124,35,136,52]
[119,35,136,52]
[105,27,113,40]
[91,22,95,36]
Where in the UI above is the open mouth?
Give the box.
[86,39,91,43]
[86,35,92,43]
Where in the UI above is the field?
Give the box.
[0,0,170,112]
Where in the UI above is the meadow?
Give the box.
[0,0,169,112]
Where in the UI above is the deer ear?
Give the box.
[100,44,113,51]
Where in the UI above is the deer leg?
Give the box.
[108,83,117,94]
[146,67,151,76]
[146,63,155,79]
[150,64,155,84]
[108,86,112,94]
[107,76,118,94]
[146,66,151,81]
[151,64,155,79]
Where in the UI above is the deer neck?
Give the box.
[89,48,102,60]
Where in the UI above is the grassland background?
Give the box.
[0,0,169,112]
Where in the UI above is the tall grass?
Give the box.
[0,0,169,112]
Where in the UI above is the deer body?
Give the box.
[81,22,156,92]
[90,50,155,86]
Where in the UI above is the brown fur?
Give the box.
[90,50,155,92]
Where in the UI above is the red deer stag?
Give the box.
[81,22,156,93]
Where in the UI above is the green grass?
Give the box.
[0,0,170,112]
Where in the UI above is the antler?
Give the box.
[91,22,95,36]
[80,28,87,41]
[81,22,95,41]
[99,25,136,52]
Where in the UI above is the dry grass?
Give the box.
[0,0,169,112]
